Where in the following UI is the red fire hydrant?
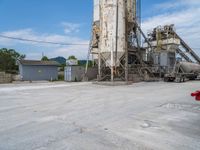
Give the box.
[191,91,200,101]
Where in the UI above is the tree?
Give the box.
[67,55,77,60]
[41,56,49,61]
[0,48,25,72]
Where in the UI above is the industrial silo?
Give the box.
[91,0,138,82]
[99,0,126,68]
[93,0,100,22]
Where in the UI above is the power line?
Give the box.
[0,34,89,46]
[1,34,200,49]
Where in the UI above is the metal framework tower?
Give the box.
[86,0,200,83]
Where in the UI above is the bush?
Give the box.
[58,74,64,81]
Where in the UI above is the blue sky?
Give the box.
[0,0,92,37]
[0,0,200,59]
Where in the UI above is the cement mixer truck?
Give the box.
[164,61,200,82]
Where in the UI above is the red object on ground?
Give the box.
[191,91,200,101]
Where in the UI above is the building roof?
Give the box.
[18,60,60,66]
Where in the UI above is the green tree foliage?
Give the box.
[78,60,94,68]
[41,56,49,61]
[67,55,77,60]
[59,64,66,71]
[0,48,25,72]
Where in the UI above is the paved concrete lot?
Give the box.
[0,81,200,150]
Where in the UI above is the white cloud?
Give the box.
[0,28,89,60]
[51,45,89,60]
[61,22,81,34]
[154,0,200,11]
[0,28,87,46]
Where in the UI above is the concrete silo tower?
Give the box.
[91,0,141,82]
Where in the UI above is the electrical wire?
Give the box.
[0,34,199,49]
[0,34,88,46]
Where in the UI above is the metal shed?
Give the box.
[64,66,98,82]
[64,66,84,82]
[18,60,59,81]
